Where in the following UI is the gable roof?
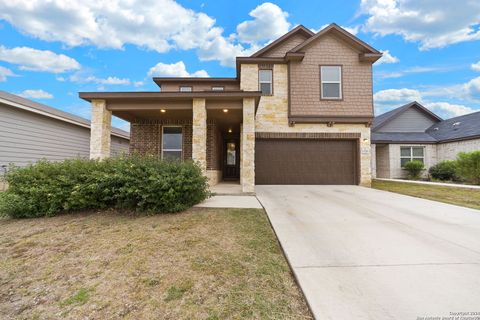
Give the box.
[0,91,130,139]
[290,23,382,58]
[372,101,480,143]
[426,110,480,142]
[372,101,443,131]
[250,25,315,58]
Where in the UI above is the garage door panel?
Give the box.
[255,139,357,185]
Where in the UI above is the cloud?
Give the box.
[0,1,291,67]
[69,73,131,85]
[147,61,209,77]
[0,46,80,73]
[472,61,480,72]
[374,88,422,105]
[374,87,477,118]
[376,50,399,65]
[464,76,480,99]
[0,65,15,81]
[18,89,53,99]
[360,0,480,50]
[425,102,475,117]
[236,2,290,44]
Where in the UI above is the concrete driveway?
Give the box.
[256,185,480,320]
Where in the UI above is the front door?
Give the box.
[223,139,240,180]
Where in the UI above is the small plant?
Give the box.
[164,281,193,302]
[60,288,94,307]
[456,151,480,185]
[404,160,424,180]
[429,160,458,181]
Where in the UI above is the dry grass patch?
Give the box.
[372,180,480,210]
[0,208,312,319]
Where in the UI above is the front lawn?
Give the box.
[0,208,312,319]
[372,180,480,210]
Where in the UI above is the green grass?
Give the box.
[60,288,94,307]
[0,208,312,319]
[372,180,480,210]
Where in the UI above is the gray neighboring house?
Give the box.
[0,91,130,168]
[372,101,480,179]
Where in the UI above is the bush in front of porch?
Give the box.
[0,156,209,218]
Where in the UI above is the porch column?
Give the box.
[90,99,111,159]
[192,98,207,172]
[241,97,255,193]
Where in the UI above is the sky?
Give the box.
[0,0,479,131]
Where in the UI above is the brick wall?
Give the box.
[289,34,373,117]
[206,121,220,170]
[129,120,192,160]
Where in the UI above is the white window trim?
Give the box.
[161,125,183,160]
[320,66,342,100]
[400,146,425,167]
[259,69,273,95]
[211,86,224,91]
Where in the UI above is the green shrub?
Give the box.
[0,156,210,218]
[456,151,480,185]
[404,160,424,180]
[429,160,458,181]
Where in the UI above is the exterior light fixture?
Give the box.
[223,109,228,113]
[160,109,166,113]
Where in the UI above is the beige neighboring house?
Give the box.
[80,24,382,192]
[0,91,130,169]
[372,101,480,179]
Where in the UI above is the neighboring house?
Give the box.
[372,101,480,179]
[0,91,130,168]
[80,24,382,192]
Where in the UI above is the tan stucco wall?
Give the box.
[387,144,437,179]
[437,139,480,160]
[375,144,390,178]
[241,63,372,186]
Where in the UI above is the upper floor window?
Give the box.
[211,86,224,91]
[259,69,273,95]
[400,146,424,167]
[320,66,342,100]
[180,86,192,92]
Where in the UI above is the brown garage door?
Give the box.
[255,139,358,185]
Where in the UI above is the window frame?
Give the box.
[161,125,183,161]
[258,69,273,96]
[211,86,225,91]
[179,86,193,92]
[320,65,343,100]
[400,146,425,168]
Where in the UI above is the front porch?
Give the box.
[80,92,260,193]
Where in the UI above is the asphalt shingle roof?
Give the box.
[372,102,480,144]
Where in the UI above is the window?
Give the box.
[259,69,273,95]
[320,66,342,99]
[226,142,236,165]
[400,146,424,167]
[179,86,192,92]
[162,126,183,161]
[211,86,224,91]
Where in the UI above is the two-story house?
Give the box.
[80,24,382,192]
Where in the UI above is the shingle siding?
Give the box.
[289,34,373,117]
[0,103,129,167]
[260,33,309,58]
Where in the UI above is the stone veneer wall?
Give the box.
[129,120,192,160]
[90,99,112,159]
[387,144,437,179]
[241,63,372,186]
[437,139,480,160]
